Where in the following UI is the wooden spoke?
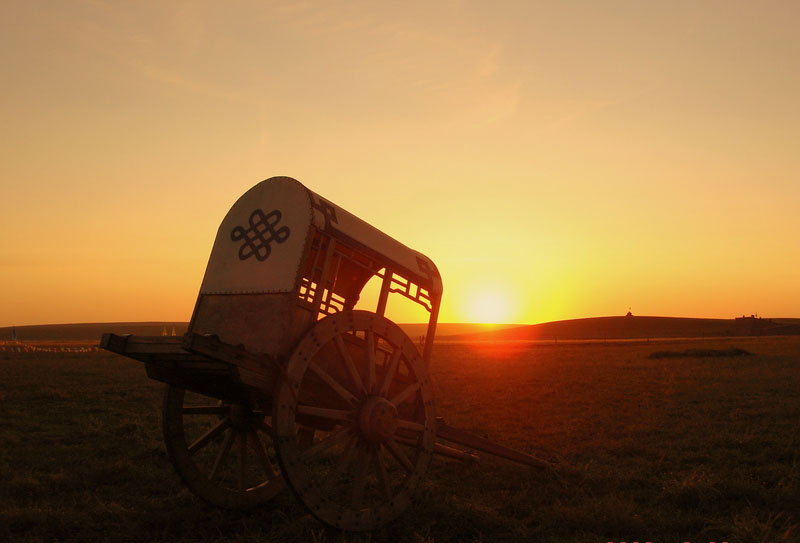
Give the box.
[383,437,414,473]
[393,434,419,449]
[390,383,420,407]
[378,347,402,398]
[373,444,392,501]
[321,436,359,494]
[297,405,353,422]
[365,330,376,394]
[351,444,369,509]
[182,405,228,415]
[208,428,236,481]
[334,335,367,396]
[162,386,284,509]
[301,426,353,459]
[188,417,231,454]
[309,362,358,406]
[396,419,425,433]
[273,311,436,530]
[238,431,247,492]
[250,431,278,481]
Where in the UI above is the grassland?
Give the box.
[2,337,798,542]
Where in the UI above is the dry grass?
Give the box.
[1,336,799,542]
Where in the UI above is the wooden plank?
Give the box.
[100,333,131,354]
[236,366,277,393]
[395,430,479,463]
[102,333,253,403]
[103,334,230,369]
[182,332,282,397]
[375,270,392,316]
[436,419,555,470]
[184,333,278,372]
[102,333,199,356]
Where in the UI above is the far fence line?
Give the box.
[0,341,100,353]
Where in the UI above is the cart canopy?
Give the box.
[200,177,441,298]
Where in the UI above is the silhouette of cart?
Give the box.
[102,177,552,531]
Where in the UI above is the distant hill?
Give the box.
[0,321,520,342]
[3,317,797,343]
[447,315,800,342]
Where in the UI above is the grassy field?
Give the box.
[2,336,798,542]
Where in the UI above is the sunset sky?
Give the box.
[2,1,799,327]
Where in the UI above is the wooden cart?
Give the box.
[102,177,551,531]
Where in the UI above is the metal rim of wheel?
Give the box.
[162,385,284,508]
[273,310,436,531]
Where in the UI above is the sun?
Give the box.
[467,289,512,324]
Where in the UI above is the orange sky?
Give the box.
[2,1,799,327]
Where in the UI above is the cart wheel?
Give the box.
[162,385,284,508]
[273,310,436,531]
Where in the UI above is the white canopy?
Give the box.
[200,177,442,297]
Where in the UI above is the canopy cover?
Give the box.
[200,177,441,296]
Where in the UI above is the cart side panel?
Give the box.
[190,292,315,358]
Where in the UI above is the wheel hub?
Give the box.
[229,404,258,431]
[358,396,398,442]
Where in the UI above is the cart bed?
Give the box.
[101,333,249,403]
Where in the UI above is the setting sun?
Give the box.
[467,289,513,324]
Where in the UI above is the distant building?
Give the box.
[625,310,633,317]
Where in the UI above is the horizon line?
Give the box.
[1,314,795,329]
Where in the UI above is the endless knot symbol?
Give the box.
[230,208,290,261]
